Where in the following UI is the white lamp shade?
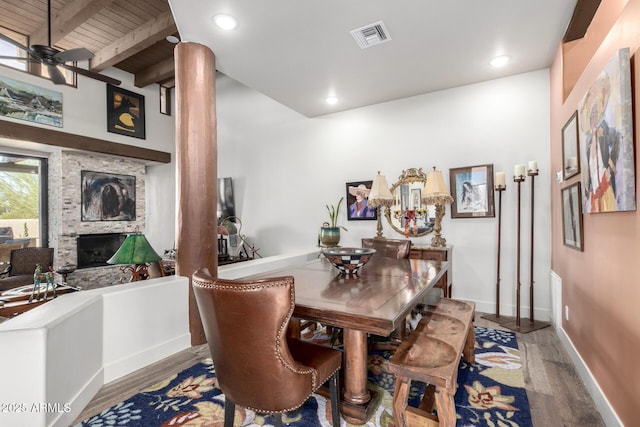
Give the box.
[423,169,453,205]
[368,172,394,207]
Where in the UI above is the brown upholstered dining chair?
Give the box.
[361,237,411,259]
[192,268,342,427]
[361,238,415,349]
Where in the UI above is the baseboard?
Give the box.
[103,333,192,383]
[556,326,623,427]
[52,367,103,427]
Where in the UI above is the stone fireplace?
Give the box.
[49,151,146,289]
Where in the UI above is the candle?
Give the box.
[528,160,538,172]
[495,172,506,188]
[514,164,525,178]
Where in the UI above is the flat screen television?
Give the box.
[217,177,236,220]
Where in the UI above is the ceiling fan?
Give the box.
[0,0,121,86]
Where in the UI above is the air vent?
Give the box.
[350,21,391,49]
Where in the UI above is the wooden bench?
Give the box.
[389,298,475,427]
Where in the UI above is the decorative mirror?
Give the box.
[384,168,435,237]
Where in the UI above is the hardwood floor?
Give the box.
[473,315,606,427]
[74,313,606,426]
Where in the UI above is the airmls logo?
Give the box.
[31,403,72,413]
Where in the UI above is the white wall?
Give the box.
[216,69,552,319]
[0,65,176,254]
[0,62,552,319]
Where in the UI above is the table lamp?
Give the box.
[422,167,453,247]
[368,171,395,239]
[107,231,162,282]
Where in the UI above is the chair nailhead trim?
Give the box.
[193,276,341,414]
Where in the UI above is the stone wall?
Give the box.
[49,151,145,289]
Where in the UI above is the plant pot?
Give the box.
[319,227,341,247]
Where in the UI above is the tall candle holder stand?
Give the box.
[503,169,550,333]
[482,184,506,324]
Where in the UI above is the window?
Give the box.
[0,153,48,249]
[0,27,28,71]
[160,86,172,115]
[0,27,76,87]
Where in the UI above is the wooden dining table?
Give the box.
[248,255,448,424]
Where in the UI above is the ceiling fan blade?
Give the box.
[54,47,94,63]
[47,65,67,85]
[0,33,29,52]
[59,63,121,86]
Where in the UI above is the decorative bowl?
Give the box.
[321,247,376,275]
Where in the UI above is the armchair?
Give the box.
[0,247,54,292]
[192,269,342,427]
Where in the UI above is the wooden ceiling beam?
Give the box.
[30,0,116,46]
[134,56,175,88]
[160,78,176,89]
[90,10,177,72]
[563,0,602,42]
[0,120,171,164]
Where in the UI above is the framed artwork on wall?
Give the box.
[107,84,146,139]
[562,182,583,251]
[81,170,136,221]
[578,47,635,214]
[562,110,580,180]
[346,181,377,220]
[0,76,62,127]
[449,164,495,218]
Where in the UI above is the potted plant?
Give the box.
[320,197,347,247]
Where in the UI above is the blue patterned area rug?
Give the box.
[75,326,532,426]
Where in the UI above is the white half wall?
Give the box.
[0,276,190,427]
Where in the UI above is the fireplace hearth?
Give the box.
[77,233,126,269]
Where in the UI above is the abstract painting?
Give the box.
[578,48,635,213]
[81,170,136,221]
[106,84,145,139]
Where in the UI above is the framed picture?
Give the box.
[346,181,377,220]
[562,182,583,251]
[578,47,635,213]
[81,170,136,221]
[107,84,146,139]
[0,76,62,127]
[449,164,495,218]
[562,111,580,180]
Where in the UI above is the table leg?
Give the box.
[287,317,301,338]
[343,328,371,405]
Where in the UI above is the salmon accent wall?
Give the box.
[561,0,629,100]
[550,0,640,425]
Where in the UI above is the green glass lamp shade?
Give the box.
[107,234,162,265]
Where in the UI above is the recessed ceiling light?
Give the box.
[490,55,510,67]
[166,35,180,44]
[326,96,338,105]
[213,14,238,30]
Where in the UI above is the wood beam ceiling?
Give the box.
[89,10,176,73]
[2,0,178,88]
[29,0,116,46]
[135,55,174,88]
